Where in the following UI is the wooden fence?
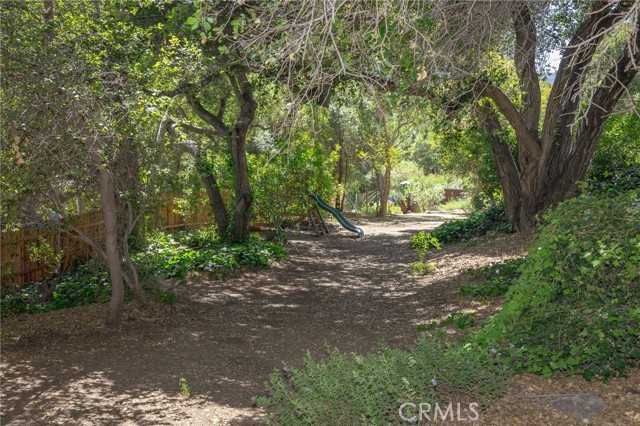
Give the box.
[0,197,214,287]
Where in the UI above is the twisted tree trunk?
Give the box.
[477,2,639,230]
[228,69,257,242]
[183,68,257,242]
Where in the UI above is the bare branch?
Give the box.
[179,122,219,139]
[186,94,230,137]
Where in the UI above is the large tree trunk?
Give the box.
[182,69,257,243]
[478,105,523,227]
[98,168,125,327]
[229,135,253,243]
[475,2,640,231]
[480,102,611,231]
[376,166,391,217]
[228,70,257,242]
[195,156,229,237]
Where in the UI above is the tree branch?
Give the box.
[178,122,219,139]
[512,2,541,139]
[60,223,107,262]
[480,83,541,158]
[186,94,229,137]
[571,18,640,171]
[541,1,633,154]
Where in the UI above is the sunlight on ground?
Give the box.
[1,360,265,425]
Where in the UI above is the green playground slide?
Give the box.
[308,193,364,237]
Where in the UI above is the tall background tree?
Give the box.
[227,0,640,229]
[2,0,162,325]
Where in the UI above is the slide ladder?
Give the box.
[304,198,330,236]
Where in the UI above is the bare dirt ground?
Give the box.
[1,213,639,425]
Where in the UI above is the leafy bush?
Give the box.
[173,226,221,249]
[134,230,287,280]
[478,190,640,380]
[409,231,440,275]
[410,261,437,275]
[430,203,512,245]
[250,137,338,223]
[583,113,640,197]
[410,231,441,254]
[583,165,640,197]
[1,228,287,317]
[0,260,112,317]
[255,337,508,425]
[460,258,525,297]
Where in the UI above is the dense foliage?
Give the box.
[460,258,526,297]
[135,228,287,280]
[0,227,287,317]
[583,114,640,197]
[410,204,512,250]
[478,190,640,380]
[251,131,338,224]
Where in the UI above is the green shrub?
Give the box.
[410,231,441,254]
[255,337,508,426]
[418,312,478,331]
[478,190,640,380]
[409,232,440,275]
[584,113,640,197]
[584,165,640,197]
[0,260,111,317]
[134,231,288,280]
[460,258,525,297]
[410,261,437,275]
[1,229,287,317]
[430,203,513,245]
[174,226,221,249]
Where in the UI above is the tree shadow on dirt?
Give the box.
[1,214,528,425]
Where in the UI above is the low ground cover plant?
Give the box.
[410,204,513,249]
[0,227,287,317]
[255,337,509,426]
[135,229,287,280]
[477,190,640,380]
[460,258,526,297]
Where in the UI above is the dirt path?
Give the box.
[1,214,638,425]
